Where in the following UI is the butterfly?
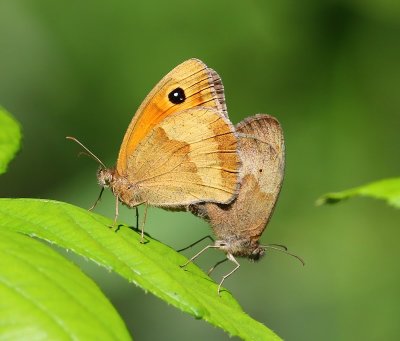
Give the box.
[183,114,304,294]
[68,59,242,241]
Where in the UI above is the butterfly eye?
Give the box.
[168,87,186,104]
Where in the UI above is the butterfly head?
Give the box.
[215,238,266,261]
[248,245,266,261]
[97,167,144,207]
[97,167,115,188]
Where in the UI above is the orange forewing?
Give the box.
[116,59,226,175]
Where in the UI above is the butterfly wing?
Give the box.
[116,59,227,175]
[124,107,240,207]
[193,115,285,243]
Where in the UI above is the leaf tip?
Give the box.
[316,195,340,206]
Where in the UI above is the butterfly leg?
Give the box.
[180,244,219,268]
[112,195,119,230]
[207,258,228,275]
[217,253,240,296]
[140,202,148,243]
[177,235,215,252]
[135,206,139,230]
[88,187,104,211]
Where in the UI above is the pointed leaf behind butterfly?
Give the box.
[0,107,21,175]
[317,177,400,209]
[0,198,281,341]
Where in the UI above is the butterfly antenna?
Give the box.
[66,136,106,169]
[262,244,305,266]
[267,243,288,251]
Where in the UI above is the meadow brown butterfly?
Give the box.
[182,115,304,294]
[68,59,241,241]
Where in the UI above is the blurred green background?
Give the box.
[1,0,399,340]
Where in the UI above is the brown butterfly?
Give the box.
[182,114,304,294]
[68,59,241,240]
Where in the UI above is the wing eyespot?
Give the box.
[168,87,186,104]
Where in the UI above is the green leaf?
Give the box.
[0,198,281,341]
[0,107,22,175]
[0,229,131,341]
[317,177,400,208]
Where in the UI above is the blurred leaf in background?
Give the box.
[0,106,21,174]
[1,0,399,340]
[318,177,400,208]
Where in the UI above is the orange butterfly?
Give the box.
[68,59,241,241]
